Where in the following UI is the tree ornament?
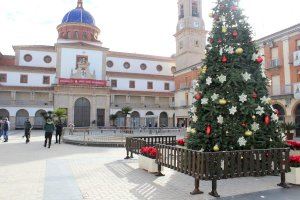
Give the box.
[238,137,247,147]
[232,30,238,37]
[245,130,253,137]
[241,122,247,127]
[194,93,202,100]
[206,125,212,136]
[213,145,220,152]
[209,38,214,44]
[221,55,227,63]
[222,26,227,33]
[256,56,263,63]
[229,106,237,115]
[251,122,260,132]
[252,91,258,99]
[231,6,238,11]
[201,66,208,74]
[264,115,271,125]
[219,98,227,105]
[252,115,256,119]
[235,48,244,55]
[218,38,222,44]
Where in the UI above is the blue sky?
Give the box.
[0,0,299,56]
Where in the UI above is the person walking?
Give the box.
[0,119,4,141]
[44,118,55,148]
[3,118,10,142]
[24,118,32,144]
[55,121,63,144]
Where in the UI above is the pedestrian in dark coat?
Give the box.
[24,118,32,144]
[55,121,63,144]
[44,118,55,148]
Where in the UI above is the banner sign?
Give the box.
[59,78,107,87]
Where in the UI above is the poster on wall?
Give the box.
[294,51,300,67]
[70,55,96,79]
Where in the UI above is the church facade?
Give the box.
[0,0,206,129]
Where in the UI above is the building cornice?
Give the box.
[0,65,56,73]
[107,71,174,81]
[56,23,100,32]
[107,51,175,62]
[13,45,55,52]
[55,42,109,51]
[0,85,54,91]
[110,90,174,97]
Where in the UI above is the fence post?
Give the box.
[209,179,220,197]
[277,172,289,188]
[190,177,203,195]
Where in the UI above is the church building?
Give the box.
[0,0,206,129]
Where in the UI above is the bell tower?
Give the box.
[175,0,206,70]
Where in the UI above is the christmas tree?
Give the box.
[187,0,285,152]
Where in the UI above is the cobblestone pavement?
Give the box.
[0,131,299,200]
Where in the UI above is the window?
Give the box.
[123,62,130,69]
[66,31,71,39]
[179,41,183,50]
[164,83,170,90]
[156,65,163,72]
[179,4,184,19]
[24,54,32,62]
[0,74,7,83]
[74,31,79,39]
[44,56,52,63]
[129,81,135,88]
[111,80,117,87]
[195,40,199,47]
[271,47,279,68]
[147,82,153,89]
[297,40,300,51]
[20,75,28,83]
[140,63,147,70]
[43,76,50,84]
[106,60,114,68]
[192,1,199,17]
[83,32,87,40]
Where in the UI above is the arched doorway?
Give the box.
[159,112,168,127]
[131,111,140,128]
[0,109,9,120]
[34,110,46,129]
[272,104,285,121]
[145,111,155,127]
[295,104,300,137]
[74,98,91,127]
[116,111,125,127]
[16,109,29,129]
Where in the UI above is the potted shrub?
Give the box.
[282,122,296,140]
[286,155,300,185]
[138,146,160,173]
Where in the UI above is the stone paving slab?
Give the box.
[0,131,299,200]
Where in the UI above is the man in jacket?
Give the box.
[55,121,63,144]
[3,118,10,142]
[24,118,32,144]
[0,119,4,141]
[44,118,55,148]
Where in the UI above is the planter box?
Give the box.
[138,155,162,173]
[286,167,300,185]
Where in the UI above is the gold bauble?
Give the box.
[219,99,227,105]
[252,115,256,119]
[245,130,253,137]
[222,26,227,33]
[235,48,244,55]
[213,145,220,152]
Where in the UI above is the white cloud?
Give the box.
[0,0,299,56]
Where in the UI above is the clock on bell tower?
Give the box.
[175,0,207,71]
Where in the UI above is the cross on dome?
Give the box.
[77,0,83,8]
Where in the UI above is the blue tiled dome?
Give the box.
[62,7,95,26]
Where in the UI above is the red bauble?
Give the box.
[221,55,227,63]
[231,6,238,11]
[241,122,247,127]
[256,56,263,64]
[218,38,222,43]
[233,30,238,37]
[252,91,258,99]
[206,125,212,136]
[264,115,271,125]
[209,38,214,44]
[194,93,202,101]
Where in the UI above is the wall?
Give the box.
[19,50,56,67]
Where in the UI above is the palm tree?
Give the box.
[121,106,132,128]
[54,108,67,123]
[281,122,296,140]
[109,114,118,127]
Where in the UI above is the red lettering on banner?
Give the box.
[59,78,107,87]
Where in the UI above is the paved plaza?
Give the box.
[0,131,299,200]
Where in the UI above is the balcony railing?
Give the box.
[266,59,281,69]
[0,99,53,107]
[111,103,174,109]
[269,84,293,97]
